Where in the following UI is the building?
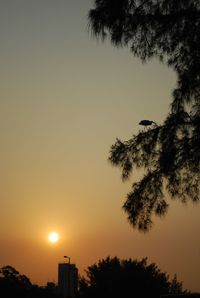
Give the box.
[58,262,78,298]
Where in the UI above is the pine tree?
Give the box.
[89,0,200,231]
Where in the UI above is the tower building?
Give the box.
[58,260,78,298]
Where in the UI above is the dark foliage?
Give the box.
[0,265,61,298]
[0,265,32,298]
[78,257,185,298]
[88,0,200,231]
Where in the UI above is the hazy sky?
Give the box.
[1,0,200,292]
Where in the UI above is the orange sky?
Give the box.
[0,0,200,292]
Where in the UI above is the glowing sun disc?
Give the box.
[48,232,59,244]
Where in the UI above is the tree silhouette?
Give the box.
[0,265,62,298]
[88,0,200,231]
[0,265,31,297]
[78,257,185,298]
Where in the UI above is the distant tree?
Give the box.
[0,265,31,297]
[28,284,62,298]
[78,257,185,298]
[0,266,61,298]
[88,0,200,231]
[169,274,184,295]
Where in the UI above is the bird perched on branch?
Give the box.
[139,120,157,126]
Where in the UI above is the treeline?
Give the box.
[0,265,61,298]
[0,257,188,298]
[78,257,186,298]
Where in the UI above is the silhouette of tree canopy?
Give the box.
[78,257,185,298]
[0,265,61,298]
[0,265,31,297]
[88,0,200,231]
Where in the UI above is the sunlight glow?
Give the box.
[48,232,59,244]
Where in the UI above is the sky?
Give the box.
[0,0,200,292]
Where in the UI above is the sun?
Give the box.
[48,232,59,244]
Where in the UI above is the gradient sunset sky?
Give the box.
[1,0,200,292]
